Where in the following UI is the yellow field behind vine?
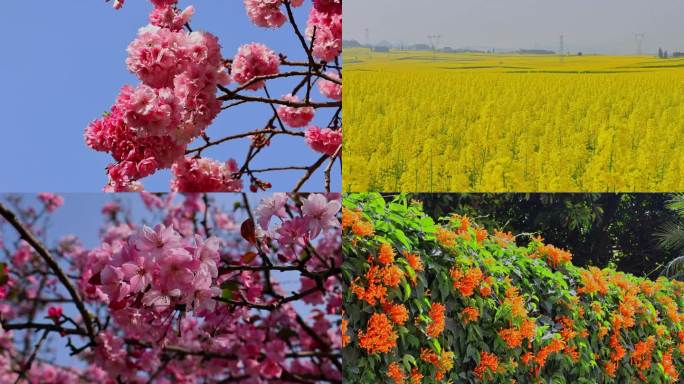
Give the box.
[343,48,684,192]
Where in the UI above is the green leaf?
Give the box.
[403,282,412,301]
[431,338,441,354]
[220,280,240,300]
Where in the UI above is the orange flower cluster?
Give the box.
[384,303,409,325]
[493,229,514,247]
[461,306,480,324]
[504,286,527,319]
[476,227,489,242]
[577,267,609,296]
[554,316,581,362]
[528,338,565,376]
[350,266,387,306]
[630,336,655,374]
[420,349,454,380]
[610,333,625,359]
[342,207,374,238]
[378,243,395,265]
[657,294,682,323]
[358,313,397,354]
[474,351,499,380]
[557,316,577,341]
[519,319,536,344]
[499,318,536,349]
[341,207,358,229]
[480,282,492,297]
[662,348,679,382]
[499,327,523,348]
[426,303,446,338]
[409,367,423,384]
[604,361,617,378]
[536,244,572,268]
[403,250,424,272]
[387,362,405,384]
[341,318,349,347]
[436,227,457,247]
[452,214,471,234]
[381,265,404,288]
[420,348,438,365]
[639,279,656,296]
[450,267,484,297]
[435,351,455,380]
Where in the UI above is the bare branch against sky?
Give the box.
[344,0,684,54]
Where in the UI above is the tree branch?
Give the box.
[0,204,96,343]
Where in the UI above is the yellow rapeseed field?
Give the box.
[343,48,684,192]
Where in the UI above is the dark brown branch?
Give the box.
[292,155,329,193]
[0,204,96,342]
[1,322,86,336]
[218,93,340,109]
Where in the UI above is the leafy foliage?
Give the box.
[413,193,680,276]
[343,193,684,383]
[657,194,684,253]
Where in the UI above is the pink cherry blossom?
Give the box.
[101,265,130,303]
[318,71,342,100]
[120,257,153,293]
[306,6,342,62]
[158,248,195,288]
[47,306,63,320]
[126,26,189,89]
[277,94,315,127]
[305,125,342,156]
[301,193,341,238]
[171,157,243,192]
[244,0,306,28]
[37,193,64,212]
[313,0,341,14]
[255,192,288,229]
[244,0,287,28]
[149,4,195,31]
[132,224,183,259]
[231,43,280,90]
[277,216,310,249]
[116,84,181,140]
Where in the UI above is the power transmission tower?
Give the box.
[365,28,371,58]
[634,33,645,55]
[427,35,441,61]
[559,34,564,62]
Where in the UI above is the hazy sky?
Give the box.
[344,0,684,54]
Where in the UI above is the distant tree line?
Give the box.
[658,48,684,58]
[407,193,681,278]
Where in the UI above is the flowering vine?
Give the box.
[343,193,684,383]
[86,0,342,192]
[0,192,341,382]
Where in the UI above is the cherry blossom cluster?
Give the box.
[0,192,341,382]
[89,0,343,192]
[86,1,234,192]
[95,223,222,315]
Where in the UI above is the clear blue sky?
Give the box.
[0,1,340,192]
